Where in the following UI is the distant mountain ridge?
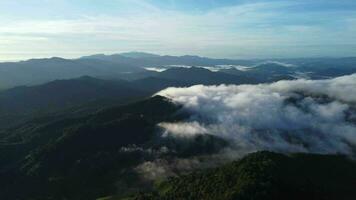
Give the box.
[0,67,258,128]
[0,76,148,114]
[0,57,144,89]
[154,66,257,85]
[1,54,356,125]
[80,53,256,67]
[119,52,161,58]
[1,53,356,89]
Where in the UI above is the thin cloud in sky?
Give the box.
[0,0,356,60]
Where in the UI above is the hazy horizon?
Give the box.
[1,51,355,63]
[1,0,356,61]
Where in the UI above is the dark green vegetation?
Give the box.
[0,96,226,200]
[0,76,156,129]
[1,55,356,200]
[127,151,356,200]
[0,76,148,114]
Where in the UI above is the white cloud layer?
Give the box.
[157,74,356,156]
[159,122,208,137]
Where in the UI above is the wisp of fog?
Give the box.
[157,74,356,156]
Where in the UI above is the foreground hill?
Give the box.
[0,96,225,200]
[1,94,356,200]
[126,151,356,200]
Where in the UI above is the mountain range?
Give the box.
[1,52,356,89]
[1,95,355,200]
[1,53,356,200]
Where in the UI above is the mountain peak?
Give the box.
[24,57,69,63]
[119,52,160,59]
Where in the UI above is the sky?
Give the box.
[1,0,356,61]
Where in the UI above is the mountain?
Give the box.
[0,57,143,89]
[2,54,356,89]
[80,53,256,67]
[219,62,306,82]
[0,96,225,200]
[1,94,356,200]
[114,70,160,81]
[153,67,257,85]
[244,62,296,82]
[0,76,149,129]
[131,77,189,92]
[276,57,356,78]
[1,56,356,128]
[128,151,356,200]
[119,52,160,59]
[0,66,256,129]
[0,76,148,114]
[79,54,136,65]
[0,53,256,89]
[2,55,356,200]
[219,58,356,81]
[4,92,356,200]
[252,62,295,73]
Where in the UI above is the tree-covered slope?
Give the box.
[0,96,178,199]
[127,151,356,200]
[0,76,153,130]
[0,96,227,200]
[0,76,147,114]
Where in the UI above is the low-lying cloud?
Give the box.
[144,65,253,73]
[159,122,208,138]
[156,74,356,156]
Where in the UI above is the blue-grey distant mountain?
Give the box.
[119,52,161,59]
[153,67,257,85]
[0,57,144,89]
[80,53,256,67]
[244,62,296,82]
[79,53,356,80]
[1,53,356,90]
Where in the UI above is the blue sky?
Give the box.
[1,0,356,60]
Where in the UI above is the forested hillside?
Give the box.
[125,151,356,200]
